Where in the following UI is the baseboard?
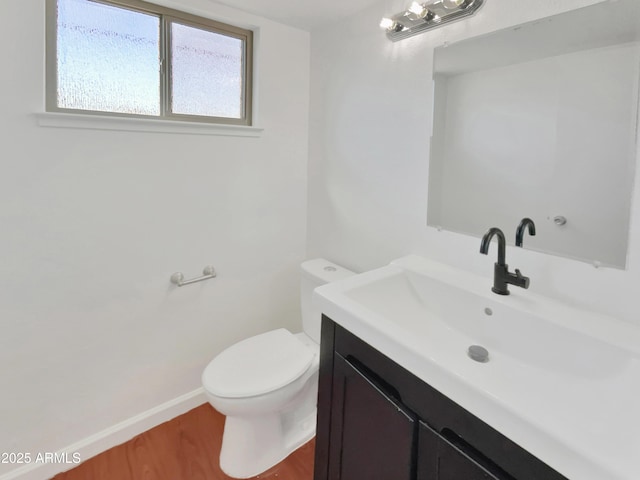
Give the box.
[0,388,207,480]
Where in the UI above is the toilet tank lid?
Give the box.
[202,329,314,399]
[301,258,355,284]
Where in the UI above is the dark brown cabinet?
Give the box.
[314,317,568,480]
[327,355,416,480]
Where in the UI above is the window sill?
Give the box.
[35,112,264,137]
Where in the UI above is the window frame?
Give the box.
[45,0,254,126]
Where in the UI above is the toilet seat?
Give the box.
[203,328,314,399]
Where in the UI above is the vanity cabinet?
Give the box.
[314,317,568,480]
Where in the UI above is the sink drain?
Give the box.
[468,345,490,363]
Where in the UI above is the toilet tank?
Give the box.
[300,259,355,343]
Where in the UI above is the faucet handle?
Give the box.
[515,269,530,289]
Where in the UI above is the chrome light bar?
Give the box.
[380,0,485,41]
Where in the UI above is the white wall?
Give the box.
[0,0,309,476]
[307,0,640,326]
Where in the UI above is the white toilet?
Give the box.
[201,259,354,479]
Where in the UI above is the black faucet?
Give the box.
[479,227,529,295]
[515,218,536,247]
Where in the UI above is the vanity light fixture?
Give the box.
[380,0,485,41]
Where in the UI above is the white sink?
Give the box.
[314,255,640,480]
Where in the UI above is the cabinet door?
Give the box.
[327,355,418,480]
[418,421,506,480]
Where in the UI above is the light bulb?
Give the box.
[442,0,468,9]
[379,17,396,30]
[408,1,426,16]
[408,1,435,21]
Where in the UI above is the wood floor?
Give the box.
[52,404,315,480]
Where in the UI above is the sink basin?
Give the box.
[345,266,630,378]
[313,255,640,480]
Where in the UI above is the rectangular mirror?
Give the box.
[428,0,640,268]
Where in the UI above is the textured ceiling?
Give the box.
[210,0,383,30]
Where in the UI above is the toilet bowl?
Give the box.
[201,259,354,479]
[203,330,319,478]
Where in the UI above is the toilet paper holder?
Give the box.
[170,265,216,287]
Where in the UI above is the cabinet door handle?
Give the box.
[344,355,404,404]
[440,428,515,480]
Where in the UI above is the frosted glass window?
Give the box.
[171,23,244,119]
[56,0,160,115]
[47,0,253,125]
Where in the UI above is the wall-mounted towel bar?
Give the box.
[170,265,216,287]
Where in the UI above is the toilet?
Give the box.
[201,259,355,478]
